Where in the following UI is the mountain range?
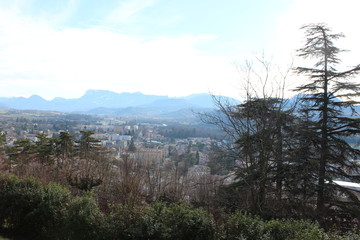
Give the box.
[2,90,357,121]
[0,90,233,119]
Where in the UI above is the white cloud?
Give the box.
[256,0,360,97]
[272,0,360,69]
[8,0,359,102]
[0,6,238,100]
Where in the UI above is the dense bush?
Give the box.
[0,174,359,240]
[223,211,267,240]
[0,175,109,240]
[264,219,325,240]
[146,202,215,240]
[110,202,215,240]
[0,174,70,239]
[62,193,109,240]
[223,211,328,240]
[107,204,147,239]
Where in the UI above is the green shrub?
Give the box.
[223,212,328,240]
[108,204,147,240]
[62,193,109,240]
[109,202,215,240]
[0,174,70,239]
[0,175,110,240]
[141,202,168,239]
[223,211,268,240]
[264,219,325,240]
[325,231,360,240]
[157,203,215,240]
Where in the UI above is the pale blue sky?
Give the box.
[0,0,359,100]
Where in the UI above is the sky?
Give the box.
[0,0,359,100]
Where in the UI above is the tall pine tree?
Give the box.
[294,23,360,217]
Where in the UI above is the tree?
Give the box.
[56,131,74,161]
[76,131,102,161]
[0,130,6,169]
[229,97,295,215]
[282,103,321,217]
[200,55,295,216]
[67,131,109,192]
[5,138,36,174]
[52,131,74,182]
[35,133,54,165]
[111,153,145,206]
[0,130,5,148]
[294,23,360,216]
[128,137,136,152]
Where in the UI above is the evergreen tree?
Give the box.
[200,56,296,216]
[35,133,54,165]
[128,137,136,152]
[6,138,35,165]
[56,131,73,160]
[53,131,74,181]
[68,131,108,192]
[294,23,360,216]
[77,131,101,160]
[231,97,294,215]
[284,102,321,217]
[0,130,6,170]
[0,130,5,146]
[0,130,6,155]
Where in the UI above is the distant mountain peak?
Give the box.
[29,94,44,100]
[83,89,117,96]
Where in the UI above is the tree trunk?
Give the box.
[317,28,329,214]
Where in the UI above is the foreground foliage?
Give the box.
[0,174,358,240]
[223,211,326,240]
[0,175,70,239]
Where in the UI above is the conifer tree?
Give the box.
[231,97,294,215]
[201,56,295,216]
[68,131,107,191]
[128,137,136,152]
[294,23,360,216]
[35,133,54,165]
[0,130,6,170]
[56,131,73,160]
[0,131,5,152]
